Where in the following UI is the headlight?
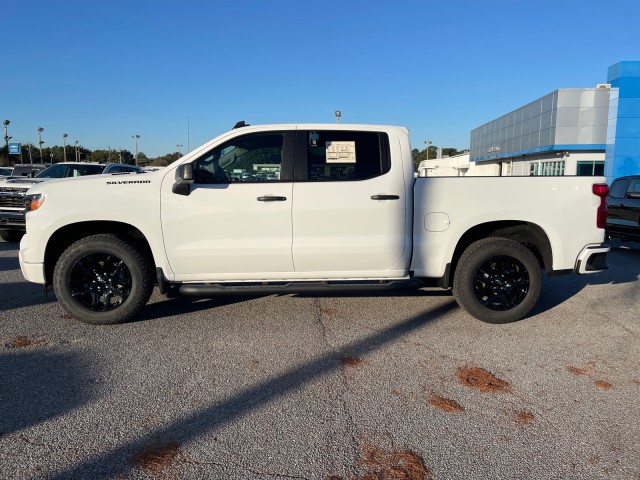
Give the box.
[24,193,45,212]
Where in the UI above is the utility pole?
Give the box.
[132,134,140,165]
[3,120,10,165]
[63,133,68,162]
[38,127,45,162]
[424,140,432,161]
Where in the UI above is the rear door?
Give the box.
[291,129,409,278]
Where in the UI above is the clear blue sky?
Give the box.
[3,0,640,158]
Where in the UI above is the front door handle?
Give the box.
[257,196,287,202]
[371,194,400,200]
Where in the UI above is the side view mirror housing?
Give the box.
[172,163,195,196]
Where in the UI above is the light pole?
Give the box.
[74,140,79,162]
[424,140,432,161]
[37,127,45,162]
[63,133,68,162]
[3,120,10,165]
[335,110,341,123]
[132,134,140,165]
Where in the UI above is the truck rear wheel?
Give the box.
[453,238,542,324]
[53,234,154,325]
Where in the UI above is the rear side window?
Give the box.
[303,130,390,181]
[628,178,640,194]
[608,179,629,198]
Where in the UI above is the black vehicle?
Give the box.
[606,175,640,242]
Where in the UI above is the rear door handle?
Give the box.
[371,194,400,200]
[257,196,287,202]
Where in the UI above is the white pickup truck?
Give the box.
[18,123,610,325]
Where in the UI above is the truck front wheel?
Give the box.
[453,238,542,324]
[53,234,154,325]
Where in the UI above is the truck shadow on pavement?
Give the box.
[530,240,640,317]
[0,254,19,273]
[137,241,638,325]
[0,282,55,313]
[0,349,99,436]
[45,301,458,479]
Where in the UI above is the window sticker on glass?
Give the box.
[309,131,319,147]
[326,141,356,163]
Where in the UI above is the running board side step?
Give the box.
[178,279,424,296]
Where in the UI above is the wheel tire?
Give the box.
[0,230,24,242]
[53,234,154,325]
[453,238,542,324]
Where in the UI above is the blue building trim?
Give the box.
[472,144,606,162]
[605,61,640,181]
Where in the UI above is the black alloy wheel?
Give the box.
[472,254,530,311]
[53,234,154,325]
[453,237,542,324]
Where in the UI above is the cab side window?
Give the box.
[194,132,284,184]
[304,130,390,181]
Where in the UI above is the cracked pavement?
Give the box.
[0,239,639,479]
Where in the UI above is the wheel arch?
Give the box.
[447,221,552,288]
[43,221,156,284]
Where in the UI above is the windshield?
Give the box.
[11,165,46,177]
[35,164,104,178]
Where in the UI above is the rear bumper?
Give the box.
[574,244,610,274]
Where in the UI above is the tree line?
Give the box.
[3,144,463,171]
[1,145,181,168]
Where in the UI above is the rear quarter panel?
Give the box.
[411,176,607,277]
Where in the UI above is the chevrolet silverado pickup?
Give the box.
[18,123,610,325]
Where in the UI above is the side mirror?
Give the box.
[172,163,195,196]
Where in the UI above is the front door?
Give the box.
[161,130,296,280]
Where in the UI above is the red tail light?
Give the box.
[593,183,608,229]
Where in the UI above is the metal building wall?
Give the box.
[470,88,609,163]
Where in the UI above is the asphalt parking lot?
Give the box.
[0,238,638,480]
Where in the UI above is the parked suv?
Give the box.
[0,162,144,242]
[606,175,640,242]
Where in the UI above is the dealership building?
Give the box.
[420,61,640,182]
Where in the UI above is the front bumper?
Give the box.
[19,234,47,284]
